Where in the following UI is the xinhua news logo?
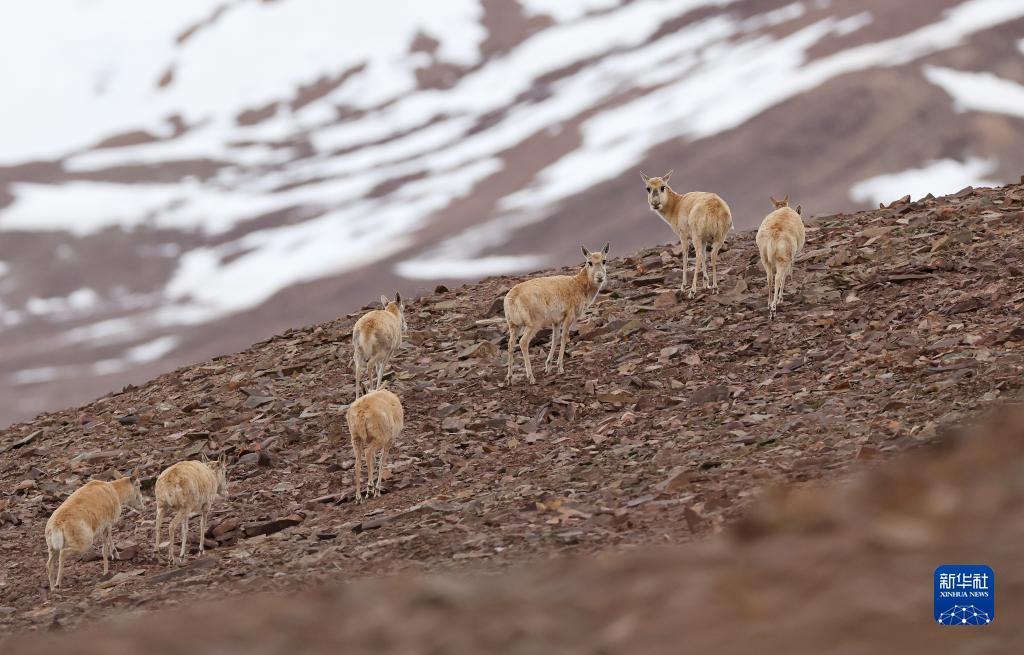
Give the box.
[934,565,995,626]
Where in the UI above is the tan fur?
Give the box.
[44,477,143,590]
[504,244,609,384]
[757,196,806,318]
[154,457,227,565]
[352,294,406,398]
[642,170,733,297]
[346,387,403,501]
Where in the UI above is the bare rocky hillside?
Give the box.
[8,405,1024,654]
[1,181,1024,637]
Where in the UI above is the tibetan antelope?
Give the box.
[346,387,403,500]
[45,476,144,590]
[504,244,609,385]
[642,170,732,297]
[756,195,806,318]
[154,455,228,564]
[352,293,406,398]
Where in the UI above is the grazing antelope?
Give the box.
[346,387,403,501]
[44,476,144,590]
[642,170,732,297]
[353,293,406,398]
[756,195,806,318]
[504,243,609,385]
[154,455,228,564]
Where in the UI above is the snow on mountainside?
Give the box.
[0,0,1023,425]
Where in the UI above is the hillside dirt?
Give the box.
[7,405,1024,654]
[2,182,1024,639]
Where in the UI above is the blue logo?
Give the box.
[934,565,994,625]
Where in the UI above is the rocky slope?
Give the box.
[1,181,1024,636]
[3,0,1024,425]
[8,406,1024,653]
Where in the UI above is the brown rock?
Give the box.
[683,506,705,533]
[243,514,305,538]
[690,385,730,405]
[210,517,242,538]
[14,479,35,492]
[856,445,880,461]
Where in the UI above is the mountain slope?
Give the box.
[1,182,1024,633]
[8,406,1024,653]
[2,0,1024,424]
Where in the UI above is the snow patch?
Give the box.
[10,367,64,386]
[924,66,1024,119]
[10,336,180,386]
[517,0,622,22]
[849,157,999,206]
[124,335,180,364]
[740,2,806,31]
[396,255,547,280]
[2,183,183,235]
[60,318,140,347]
[832,11,873,37]
[1,309,22,327]
[26,288,101,316]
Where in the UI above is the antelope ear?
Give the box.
[770,196,778,206]
[602,242,610,255]
[783,194,789,205]
[380,295,389,307]
[663,170,673,182]
[796,204,802,215]
[581,246,591,257]
[395,292,402,304]
[639,169,650,183]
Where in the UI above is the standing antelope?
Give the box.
[756,195,806,318]
[642,170,732,297]
[154,455,228,564]
[352,293,406,398]
[44,476,144,590]
[504,243,609,385]
[346,386,403,501]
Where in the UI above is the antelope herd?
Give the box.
[39,170,806,591]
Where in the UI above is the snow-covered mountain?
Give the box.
[1,0,1023,425]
